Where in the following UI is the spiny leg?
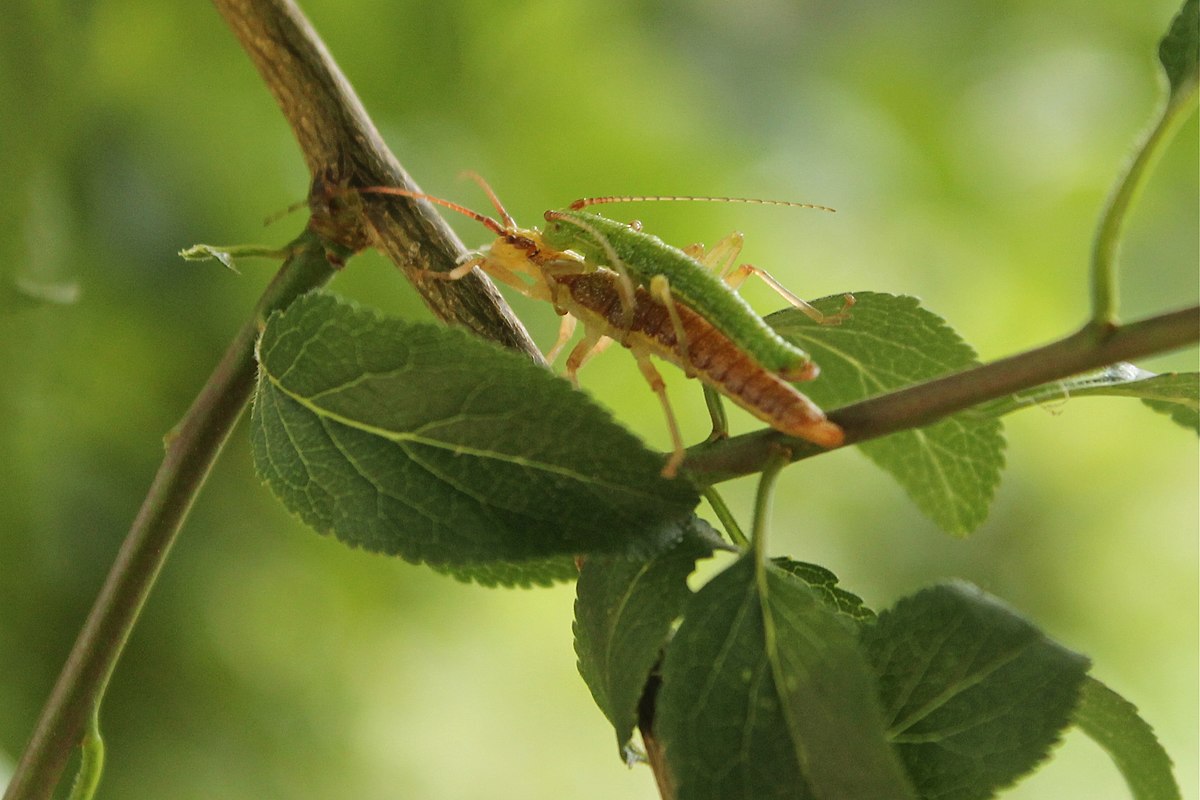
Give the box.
[631,350,687,478]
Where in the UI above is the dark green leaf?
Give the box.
[770,293,1005,535]
[574,522,717,757]
[1159,0,1199,103]
[656,554,915,800]
[431,557,579,587]
[1072,675,1181,800]
[861,582,1090,800]
[770,558,875,622]
[251,292,700,580]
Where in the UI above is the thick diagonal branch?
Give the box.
[212,0,542,359]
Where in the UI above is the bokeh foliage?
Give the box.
[1,1,1195,798]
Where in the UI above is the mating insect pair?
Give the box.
[357,175,849,477]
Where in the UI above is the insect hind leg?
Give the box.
[725,263,854,325]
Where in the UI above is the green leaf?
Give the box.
[981,365,1199,433]
[251,292,700,580]
[574,523,717,757]
[656,553,915,800]
[861,582,1090,800]
[770,558,875,623]
[769,292,1005,535]
[431,557,580,587]
[1159,0,1199,105]
[1072,675,1181,800]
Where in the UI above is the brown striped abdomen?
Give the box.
[551,271,843,448]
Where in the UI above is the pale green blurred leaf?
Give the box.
[769,293,1005,535]
[1073,676,1181,800]
[983,365,1199,433]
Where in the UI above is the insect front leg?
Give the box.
[563,328,613,386]
[545,312,577,364]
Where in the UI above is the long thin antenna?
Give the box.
[458,171,518,230]
[569,196,836,213]
[357,186,507,236]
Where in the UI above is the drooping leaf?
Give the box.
[861,582,1090,800]
[252,292,700,582]
[770,558,875,622]
[1072,675,1181,800]
[770,292,1005,535]
[656,553,915,800]
[574,521,718,757]
[979,365,1199,433]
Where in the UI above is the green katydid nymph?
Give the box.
[540,197,851,382]
[351,176,848,474]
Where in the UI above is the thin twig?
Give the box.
[683,306,1199,482]
[2,232,341,800]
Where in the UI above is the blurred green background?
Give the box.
[1,1,1195,798]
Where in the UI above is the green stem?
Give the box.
[64,706,103,800]
[750,446,792,563]
[702,487,748,548]
[1091,79,1198,324]
[2,229,340,800]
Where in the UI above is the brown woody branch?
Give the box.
[212,0,542,358]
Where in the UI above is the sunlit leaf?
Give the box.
[770,293,1005,535]
[1073,676,1181,800]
